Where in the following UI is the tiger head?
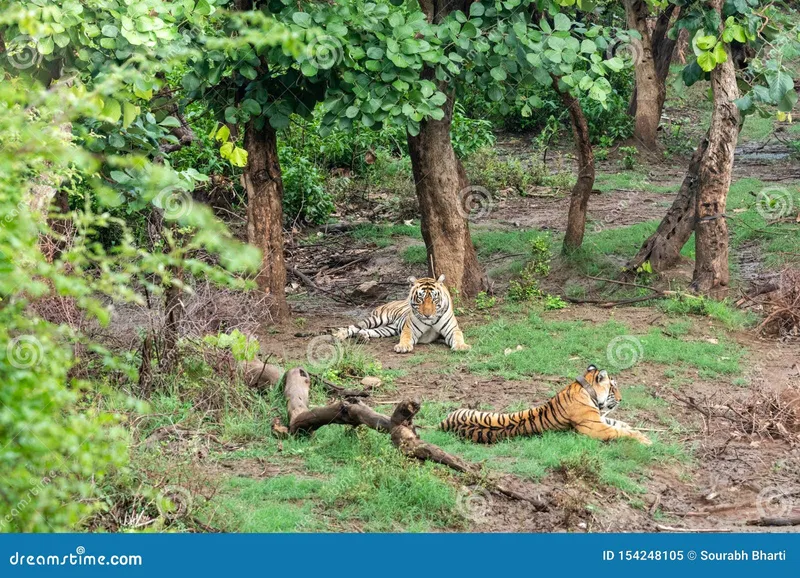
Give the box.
[407,274,448,322]
[581,365,621,411]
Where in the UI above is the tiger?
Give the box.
[438,365,652,445]
[334,275,470,354]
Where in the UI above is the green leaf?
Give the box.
[697,51,717,73]
[696,34,717,51]
[580,39,596,54]
[242,99,261,116]
[292,12,312,27]
[37,36,54,55]
[712,42,727,65]
[159,116,182,128]
[269,113,290,129]
[229,146,248,167]
[122,102,139,129]
[215,125,231,142]
[301,61,318,77]
[490,67,507,81]
[554,13,571,32]
[238,64,257,80]
[101,98,122,123]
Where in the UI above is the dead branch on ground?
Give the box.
[277,367,550,511]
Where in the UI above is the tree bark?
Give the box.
[624,0,662,150]
[628,5,678,121]
[553,77,595,253]
[691,3,739,296]
[626,132,709,272]
[406,0,486,298]
[243,120,290,321]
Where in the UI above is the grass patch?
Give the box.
[444,312,745,380]
[350,222,421,248]
[215,427,460,532]
[417,402,686,494]
[594,171,676,194]
[658,294,757,330]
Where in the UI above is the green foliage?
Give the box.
[475,291,498,310]
[658,295,756,330]
[619,146,639,170]
[281,152,334,225]
[202,329,260,362]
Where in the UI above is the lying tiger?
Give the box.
[439,365,651,445]
[334,275,470,354]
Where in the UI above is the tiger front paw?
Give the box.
[356,329,371,343]
[333,327,351,341]
[634,432,653,446]
[451,343,471,352]
[394,342,414,354]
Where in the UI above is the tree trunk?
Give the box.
[624,0,662,150]
[406,0,486,298]
[554,78,595,253]
[691,4,739,296]
[628,5,678,121]
[626,132,709,272]
[407,89,486,297]
[243,121,290,321]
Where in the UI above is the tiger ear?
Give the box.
[598,370,608,379]
[586,364,597,372]
[408,276,417,284]
[436,274,446,283]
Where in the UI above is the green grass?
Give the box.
[213,427,460,532]
[594,171,677,194]
[429,312,746,380]
[658,294,757,330]
[738,115,776,143]
[415,403,686,494]
[350,222,421,248]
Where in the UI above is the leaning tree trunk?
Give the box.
[553,77,595,253]
[691,4,739,296]
[407,85,486,297]
[626,132,709,272]
[243,120,290,321]
[624,0,662,150]
[406,0,486,298]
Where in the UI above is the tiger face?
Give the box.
[583,365,621,411]
[407,275,447,322]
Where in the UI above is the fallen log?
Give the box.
[746,516,800,527]
[279,367,550,511]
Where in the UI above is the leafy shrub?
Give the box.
[451,103,496,158]
[202,329,260,362]
[280,151,335,225]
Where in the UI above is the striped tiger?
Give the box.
[334,275,470,354]
[439,365,652,445]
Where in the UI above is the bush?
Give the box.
[280,150,335,225]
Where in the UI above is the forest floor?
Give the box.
[116,91,800,534]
